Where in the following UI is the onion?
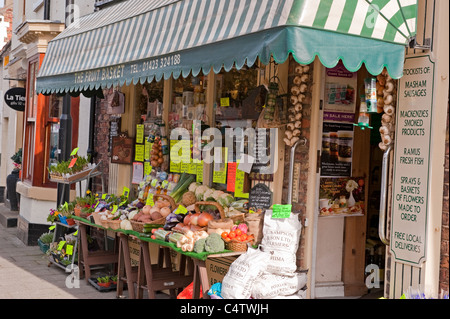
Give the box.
[189,213,201,226]
[160,206,171,218]
[183,214,192,225]
[197,212,214,227]
[142,205,152,215]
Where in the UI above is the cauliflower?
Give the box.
[203,188,215,201]
[212,190,225,201]
[189,182,201,193]
[195,185,210,201]
[204,233,225,253]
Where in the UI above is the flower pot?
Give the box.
[74,207,82,217]
[66,218,76,226]
[97,281,111,288]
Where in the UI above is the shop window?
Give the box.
[47,94,63,169]
[23,60,39,182]
[169,73,208,135]
[215,66,261,163]
[23,55,79,187]
[24,123,35,181]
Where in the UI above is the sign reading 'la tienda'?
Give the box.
[4,87,26,112]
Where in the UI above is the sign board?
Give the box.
[4,87,26,112]
[111,135,134,164]
[249,183,272,213]
[390,55,435,266]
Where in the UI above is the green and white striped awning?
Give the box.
[36,0,417,95]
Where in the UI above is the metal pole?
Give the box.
[378,145,392,245]
[56,0,75,208]
[56,94,72,207]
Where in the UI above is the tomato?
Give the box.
[241,234,248,241]
[228,231,236,239]
[221,232,229,239]
[223,237,231,243]
[235,235,243,242]
[235,229,242,236]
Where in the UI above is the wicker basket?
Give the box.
[130,220,146,233]
[194,201,226,219]
[225,239,253,252]
[92,212,103,225]
[101,219,109,228]
[108,219,121,230]
[153,194,176,209]
[195,201,245,224]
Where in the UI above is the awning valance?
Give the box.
[36,0,417,95]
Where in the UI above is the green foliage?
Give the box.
[11,148,22,164]
[96,276,110,283]
[48,155,91,176]
[38,232,54,244]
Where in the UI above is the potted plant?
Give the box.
[110,274,118,285]
[96,276,111,288]
[37,231,54,254]
[74,190,98,218]
[55,202,76,226]
[48,154,95,182]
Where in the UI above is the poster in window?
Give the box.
[324,62,357,122]
[319,177,365,217]
[321,122,354,177]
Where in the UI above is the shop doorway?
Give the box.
[313,66,387,298]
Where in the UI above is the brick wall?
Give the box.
[282,57,313,269]
[92,96,111,194]
[440,103,449,293]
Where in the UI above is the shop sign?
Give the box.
[390,55,435,266]
[4,87,26,112]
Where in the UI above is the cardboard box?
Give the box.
[205,256,238,286]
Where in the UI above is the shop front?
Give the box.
[35,0,429,299]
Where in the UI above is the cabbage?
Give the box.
[217,193,235,207]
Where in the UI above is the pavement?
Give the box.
[0,217,121,299]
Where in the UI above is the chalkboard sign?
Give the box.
[249,183,272,212]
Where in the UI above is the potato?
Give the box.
[151,211,163,221]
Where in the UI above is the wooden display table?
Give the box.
[77,221,119,282]
[72,216,244,299]
[134,236,193,299]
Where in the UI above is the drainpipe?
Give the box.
[86,96,97,191]
[56,1,74,207]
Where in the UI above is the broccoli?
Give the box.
[204,233,225,253]
[193,238,207,254]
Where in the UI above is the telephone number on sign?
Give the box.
[142,54,181,72]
